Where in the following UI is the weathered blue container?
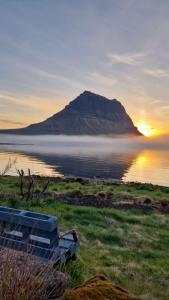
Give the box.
[0,206,79,262]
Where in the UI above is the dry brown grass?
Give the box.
[0,248,67,300]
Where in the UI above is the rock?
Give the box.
[97,191,107,199]
[64,190,83,199]
[160,200,168,208]
[75,177,89,184]
[64,275,140,300]
[106,192,114,200]
[52,191,62,199]
[160,200,169,212]
[63,177,78,183]
[135,196,153,205]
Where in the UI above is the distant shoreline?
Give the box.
[2,174,169,188]
[0,143,34,146]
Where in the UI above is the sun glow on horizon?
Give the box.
[136,122,158,137]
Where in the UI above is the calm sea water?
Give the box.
[0,134,169,186]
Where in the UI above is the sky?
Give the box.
[0,0,169,135]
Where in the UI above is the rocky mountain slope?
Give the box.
[0,91,141,135]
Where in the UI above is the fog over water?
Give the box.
[0,134,169,154]
[0,134,169,186]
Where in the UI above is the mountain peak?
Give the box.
[81,90,114,99]
[0,91,142,136]
[66,91,124,117]
[69,90,120,106]
[76,90,121,105]
[82,90,93,95]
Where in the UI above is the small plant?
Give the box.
[0,159,17,192]
[8,197,19,209]
[1,158,17,176]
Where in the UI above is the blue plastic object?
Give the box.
[0,206,79,262]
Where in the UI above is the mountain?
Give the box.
[0,91,141,135]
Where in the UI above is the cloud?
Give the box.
[160,106,169,110]
[150,99,160,105]
[0,119,26,126]
[31,67,85,90]
[88,72,117,86]
[143,68,168,78]
[108,52,147,65]
[0,91,68,128]
[0,119,28,127]
[0,91,60,114]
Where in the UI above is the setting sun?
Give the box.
[136,122,155,137]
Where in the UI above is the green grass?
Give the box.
[39,203,169,300]
[1,176,169,203]
[1,198,169,299]
[0,176,169,299]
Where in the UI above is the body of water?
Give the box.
[0,134,169,186]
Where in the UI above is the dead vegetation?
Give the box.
[52,190,169,213]
[64,275,140,300]
[17,168,50,202]
[0,249,67,300]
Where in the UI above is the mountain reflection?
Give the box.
[0,135,169,186]
[0,150,137,179]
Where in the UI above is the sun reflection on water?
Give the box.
[124,150,169,186]
[0,149,169,187]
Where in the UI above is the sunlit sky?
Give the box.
[0,0,169,135]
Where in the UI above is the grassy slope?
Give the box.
[0,177,169,299]
[35,203,169,300]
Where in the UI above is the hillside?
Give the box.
[0,91,141,135]
[0,176,169,299]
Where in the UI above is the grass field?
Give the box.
[1,176,169,203]
[0,176,169,299]
[34,203,169,300]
